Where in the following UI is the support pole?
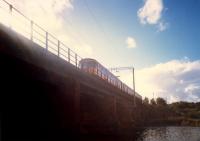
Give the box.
[9,4,13,28]
[30,21,33,41]
[133,68,136,107]
[58,40,60,57]
[75,54,77,67]
[46,32,48,51]
[68,48,70,63]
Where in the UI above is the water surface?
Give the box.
[137,127,200,141]
[81,127,200,141]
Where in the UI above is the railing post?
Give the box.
[30,21,33,41]
[46,32,48,51]
[58,40,60,57]
[133,68,136,107]
[68,48,70,63]
[9,4,12,28]
[97,68,99,76]
[9,4,12,14]
[75,54,77,67]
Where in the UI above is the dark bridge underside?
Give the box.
[0,24,142,141]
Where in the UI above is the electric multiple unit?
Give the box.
[79,58,142,100]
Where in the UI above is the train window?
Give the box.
[80,60,98,75]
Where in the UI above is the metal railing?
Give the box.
[0,0,141,100]
[0,0,82,68]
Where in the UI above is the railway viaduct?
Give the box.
[0,24,143,140]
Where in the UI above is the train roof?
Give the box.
[80,58,98,63]
[80,58,108,71]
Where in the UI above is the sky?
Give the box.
[0,0,200,103]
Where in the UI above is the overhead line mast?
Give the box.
[110,67,136,106]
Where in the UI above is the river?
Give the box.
[81,127,200,141]
[136,127,200,141]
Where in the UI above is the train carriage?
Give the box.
[79,58,142,102]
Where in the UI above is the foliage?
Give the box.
[150,98,156,105]
[156,97,167,106]
[141,97,200,127]
[143,97,149,105]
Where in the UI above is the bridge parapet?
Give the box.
[0,0,82,67]
[0,22,143,138]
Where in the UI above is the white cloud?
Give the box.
[126,37,137,48]
[0,0,93,57]
[8,0,73,32]
[157,22,168,32]
[119,58,200,103]
[137,0,163,24]
[137,0,168,31]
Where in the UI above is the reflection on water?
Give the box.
[137,127,200,141]
[81,127,200,141]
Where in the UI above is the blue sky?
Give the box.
[2,0,200,102]
[63,0,200,102]
[62,0,200,69]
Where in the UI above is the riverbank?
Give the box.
[141,99,200,128]
[146,117,200,127]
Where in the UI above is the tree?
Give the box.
[143,97,149,105]
[150,98,156,105]
[156,97,167,106]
